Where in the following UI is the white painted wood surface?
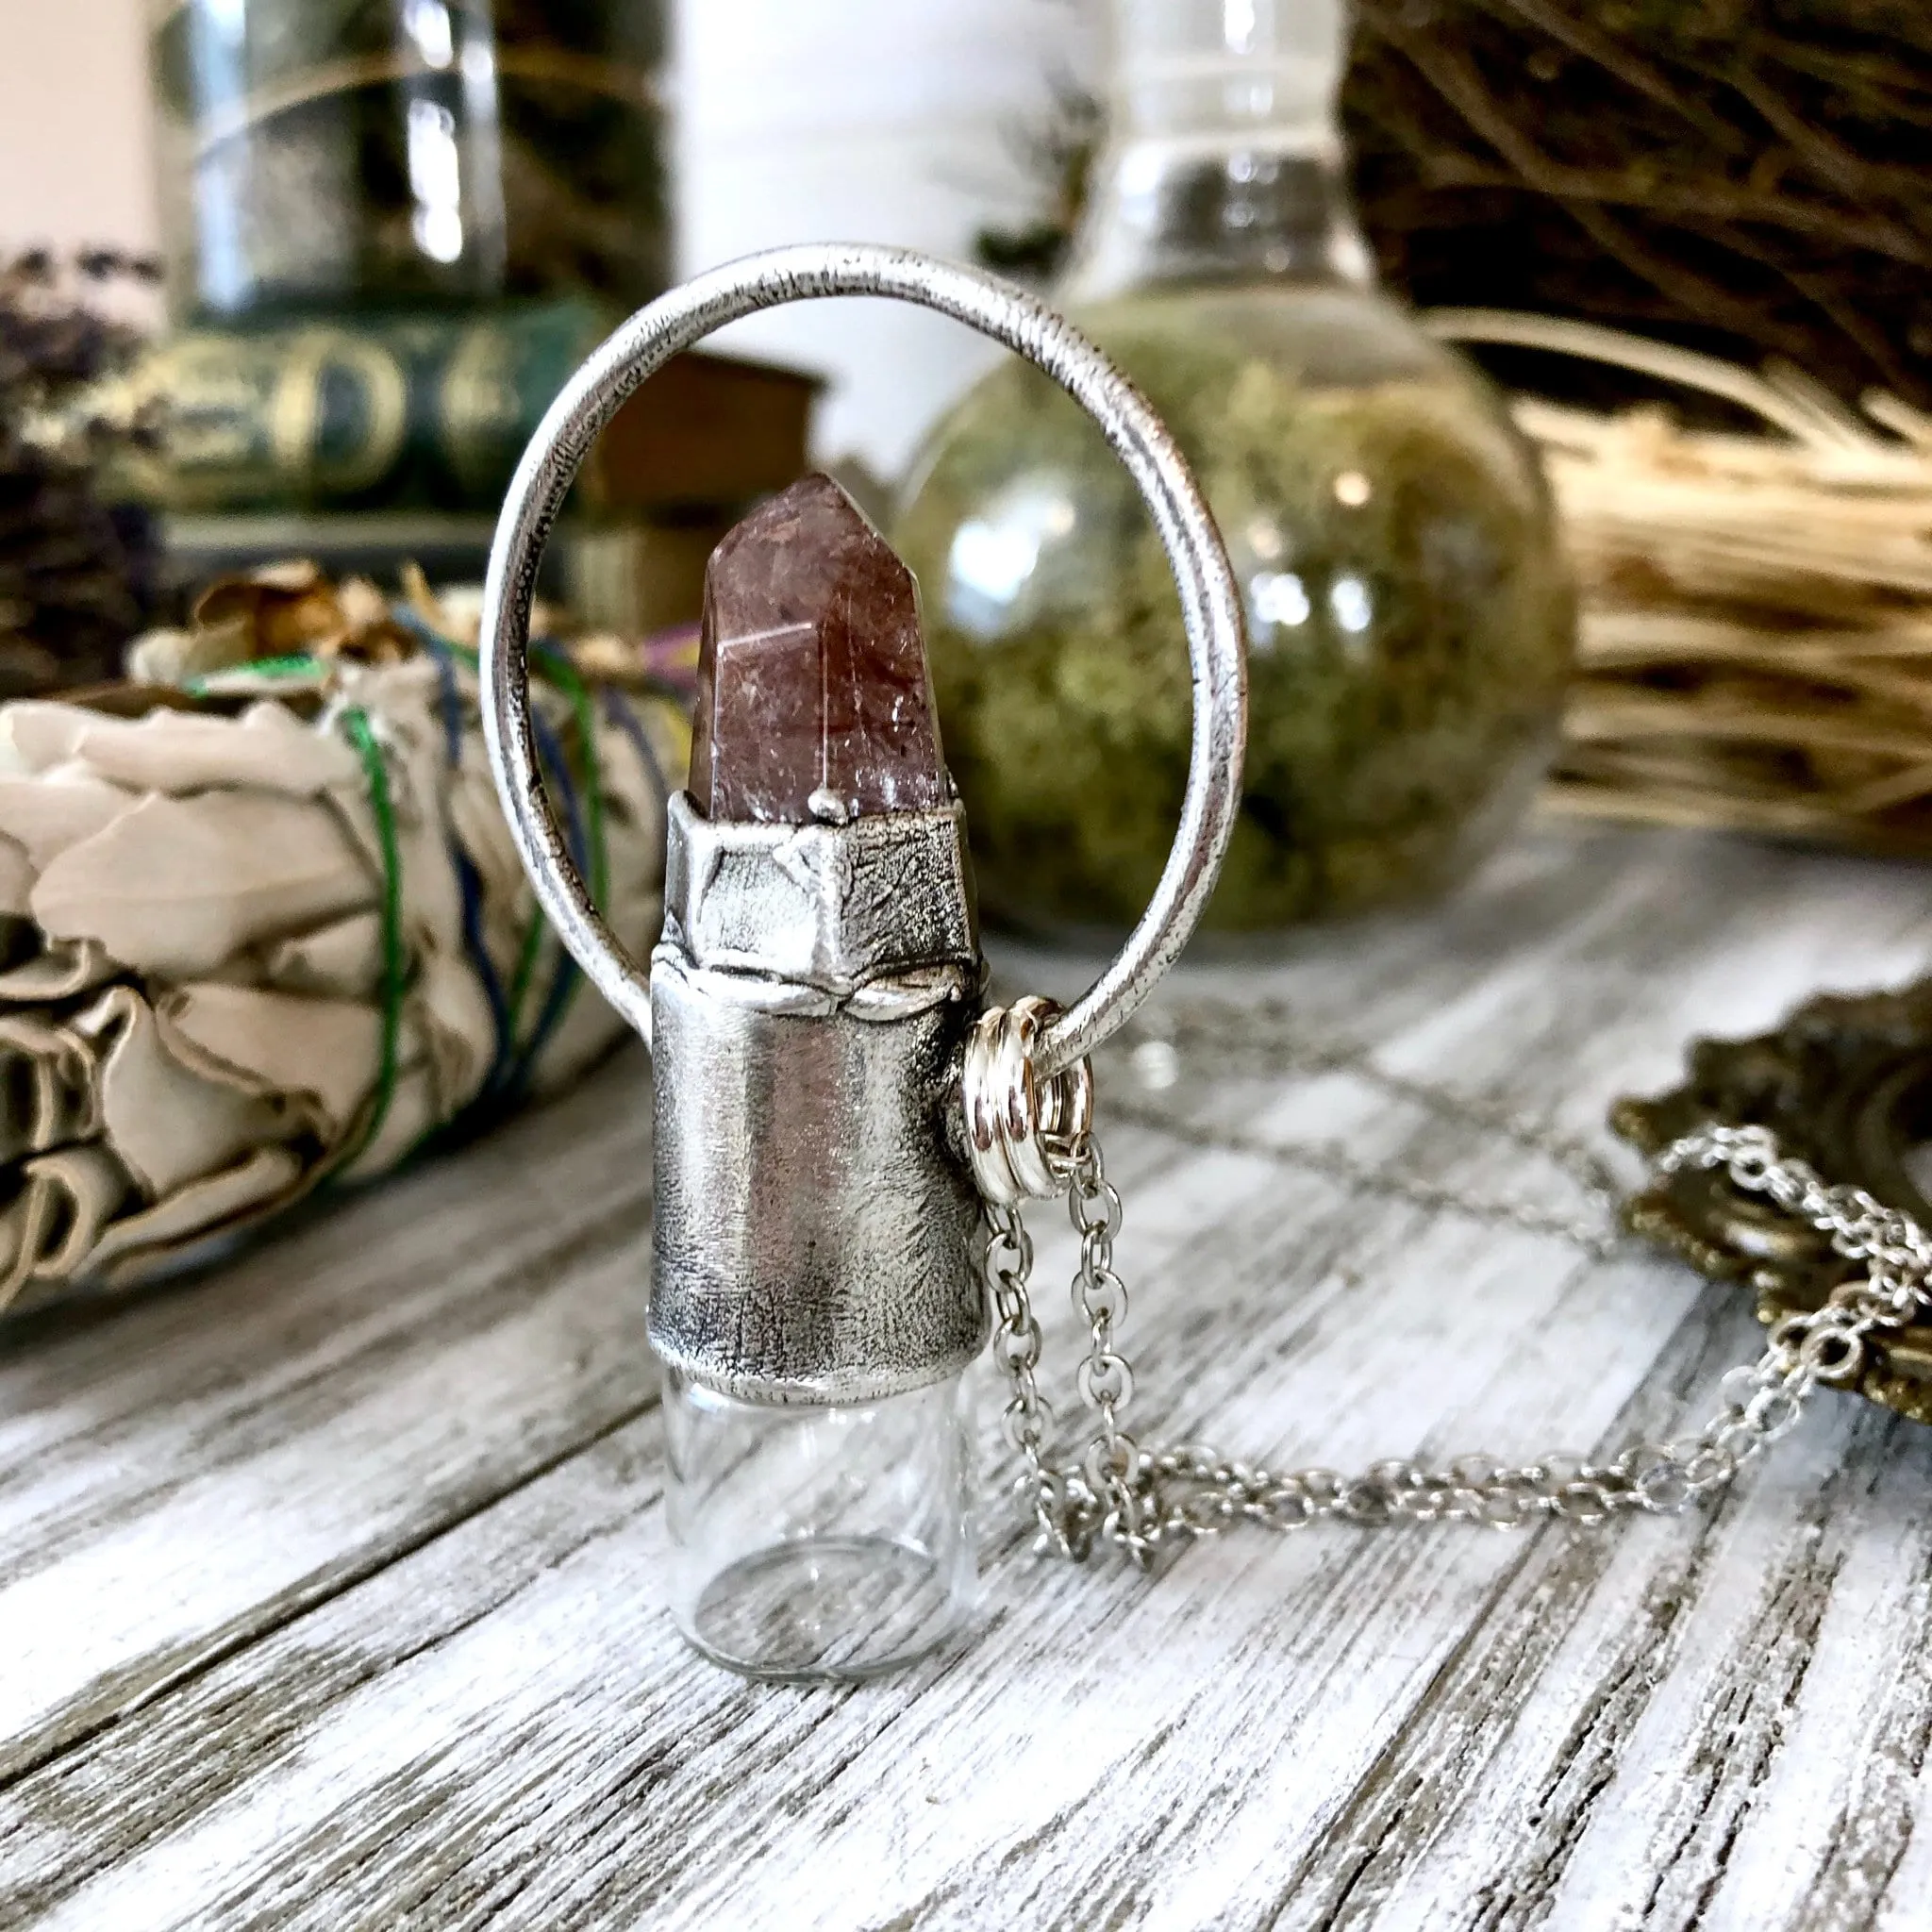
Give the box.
[4,823,1932,1931]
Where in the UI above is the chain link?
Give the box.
[1107,999,1625,1259]
[981,1121,1932,1566]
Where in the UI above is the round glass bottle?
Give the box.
[663,1371,978,1682]
[150,0,671,322]
[894,0,1574,937]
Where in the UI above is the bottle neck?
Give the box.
[1059,0,1373,304]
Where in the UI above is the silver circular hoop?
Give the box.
[479,242,1247,1077]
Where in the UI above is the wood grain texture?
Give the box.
[4,824,1932,1931]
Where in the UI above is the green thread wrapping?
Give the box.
[503,874,549,1041]
[510,648,606,1076]
[334,706,406,1173]
[433,645,548,1040]
[183,653,328,693]
[181,637,611,1151]
[220,653,328,680]
[533,648,609,905]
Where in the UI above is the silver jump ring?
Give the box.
[967,995,1097,1205]
[479,242,1248,1072]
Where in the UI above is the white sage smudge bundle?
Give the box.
[1428,309,1932,857]
[0,575,684,1315]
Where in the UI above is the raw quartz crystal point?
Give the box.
[689,472,951,825]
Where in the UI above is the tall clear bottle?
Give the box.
[895,0,1574,938]
[150,0,671,322]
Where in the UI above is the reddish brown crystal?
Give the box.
[689,473,949,824]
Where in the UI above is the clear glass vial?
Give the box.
[663,1369,978,1682]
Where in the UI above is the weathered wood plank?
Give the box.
[0,1053,658,1785]
[5,825,1932,1930]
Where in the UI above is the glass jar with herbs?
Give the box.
[151,0,670,322]
[894,0,1574,938]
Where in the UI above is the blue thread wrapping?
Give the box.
[602,685,672,823]
[504,641,596,1092]
[392,610,591,1101]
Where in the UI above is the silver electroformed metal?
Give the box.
[474,249,1898,1576]
[478,243,1249,1409]
[650,794,987,1404]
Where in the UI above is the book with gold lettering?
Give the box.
[105,301,819,516]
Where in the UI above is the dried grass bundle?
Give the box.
[1429,309,1932,857]
[1349,2,1932,416]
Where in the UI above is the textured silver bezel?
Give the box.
[661,791,975,1000]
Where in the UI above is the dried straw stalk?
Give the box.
[1428,309,1932,858]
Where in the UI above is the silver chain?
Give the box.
[981,1120,1932,1566]
[1102,1098,1624,1260]
[1116,998,1624,1199]
[1105,1000,1625,1259]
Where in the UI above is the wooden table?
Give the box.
[5,824,1931,1931]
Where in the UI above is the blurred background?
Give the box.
[4,0,1929,894]
[0,0,1092,475]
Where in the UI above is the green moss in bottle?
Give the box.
[893,288,1576,937]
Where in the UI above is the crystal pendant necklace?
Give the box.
[479,246,1932,1683]
[657,473,983,1677]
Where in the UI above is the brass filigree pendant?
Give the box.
[1613,981,1932,1424]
